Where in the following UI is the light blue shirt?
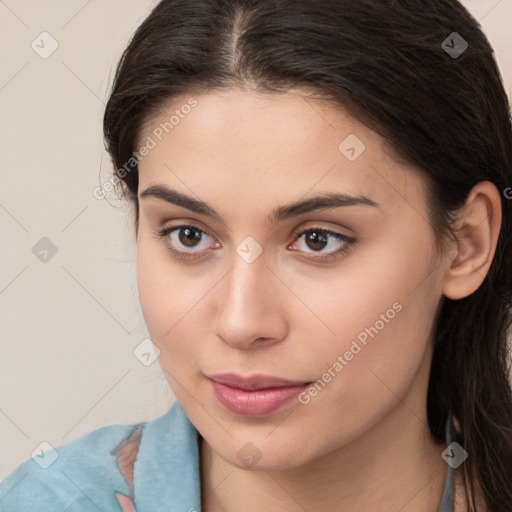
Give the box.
[0,402,454,511]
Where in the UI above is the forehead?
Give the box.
[136,89,428,219]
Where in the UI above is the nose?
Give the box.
[213,252,288,350]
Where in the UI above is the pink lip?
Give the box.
[207,373,311,417]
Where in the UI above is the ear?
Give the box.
[442,181,502,300]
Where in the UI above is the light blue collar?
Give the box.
[133,403,201,512]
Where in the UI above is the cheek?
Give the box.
[286,226,435,345]
[136,241,166,336]
[135,236,214,370]
[289,227,440,403]
[136,251,203,407]
[136,238,186,348]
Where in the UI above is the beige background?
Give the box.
[1,0,511,480]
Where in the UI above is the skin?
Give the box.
[134,88,500,512]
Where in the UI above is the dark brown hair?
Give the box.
[103,1,512,510]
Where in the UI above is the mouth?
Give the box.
[206,373,312,417]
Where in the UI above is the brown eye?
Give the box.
[155,224,218,260]
[290,227,355,261]
[303,230,329,251]
[177,226,203,248]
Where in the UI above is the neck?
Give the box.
[200,406,448,512]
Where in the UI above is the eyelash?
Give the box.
[153,224,356,262]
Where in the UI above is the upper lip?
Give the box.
[207,373,311,391]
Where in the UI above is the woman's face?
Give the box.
[135,88,448,470]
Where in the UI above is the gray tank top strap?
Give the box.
[438,415,455,512]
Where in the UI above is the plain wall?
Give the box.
[1,0,511,480]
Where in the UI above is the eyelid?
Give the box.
[289,222,355,241]
[157,219,218,242]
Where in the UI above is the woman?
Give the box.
[1,0,511,511]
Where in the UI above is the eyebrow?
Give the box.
[139,184,379,224]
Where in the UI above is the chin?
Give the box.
[227,449,308,472]
[210,431,314,472]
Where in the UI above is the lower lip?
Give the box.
[208,379,310,417]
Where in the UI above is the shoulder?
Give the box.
[0,419,146,512]
[0,402,201,511]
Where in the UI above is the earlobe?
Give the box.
[442,181,502,301]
